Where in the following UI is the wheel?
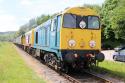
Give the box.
[44,53,59,70]
[52,56,58,70]
[113,55,117,61]
[49,53,58,70]
[34,49,41,59]
[44,53,49,63]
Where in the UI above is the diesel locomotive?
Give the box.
[14,7,105,72]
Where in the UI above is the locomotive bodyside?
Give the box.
[33,19,62,58]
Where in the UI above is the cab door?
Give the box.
[56,15,61,47]
[50,15,61,48]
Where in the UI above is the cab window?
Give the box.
[51,17,57,31]
[35,32,38,44]
[63,14,76,28]
[63,13,100,29]
[88,16,100,29]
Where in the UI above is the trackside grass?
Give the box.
[94,60,125,80]
[0,42,46,83]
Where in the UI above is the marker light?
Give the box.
[89,40,96,48]
[68,39,76,47]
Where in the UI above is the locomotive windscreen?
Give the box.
[63,14,76,28]
[63,14,100,29]
[88,16,100,29]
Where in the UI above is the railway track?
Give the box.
[17,46,117,83]
[61,70,113,83]
[83,69,113,83]
[39,58,115,82]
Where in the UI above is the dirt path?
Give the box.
[14,45,70,83]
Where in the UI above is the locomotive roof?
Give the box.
[33,19,51,31]
[62,7,97,16]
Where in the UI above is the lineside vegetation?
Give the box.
[0,42,45,83]
[94,60,125,80]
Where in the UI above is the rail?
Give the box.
[83,69,113,83]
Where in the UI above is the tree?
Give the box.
[17,18,37,36]
[28,18,37,30]
[36,15,51,25]
[101,0,125,40]
[0,31,16,41]
[84,4,102,15]
[111,6,125,39]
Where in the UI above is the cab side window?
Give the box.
[35,32,38,44]
[28,35,30,43]
[51,17,57,31]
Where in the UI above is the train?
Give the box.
[14,7,105,73]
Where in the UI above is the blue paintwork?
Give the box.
[33,15,62,59]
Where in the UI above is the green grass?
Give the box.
[0,42,46,83]
[94,60,125,80]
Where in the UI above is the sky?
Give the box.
[0,0,105,32]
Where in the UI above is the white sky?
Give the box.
[0,0,104,32]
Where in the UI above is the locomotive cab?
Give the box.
[59,7,104,68]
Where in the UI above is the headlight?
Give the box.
[89,40,96,48]
[79,20,86,29]
[68,39,76,47]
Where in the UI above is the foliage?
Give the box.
[94,60,125,80]
[0,32,16,41]
[0,42,46,83]
[17,18,37,37]
[111,6,125,39]
[101,0,125,40]
[0,14,51,41]
[36,15,51,25]
[17,15,51,37]
[84,4,102,15]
